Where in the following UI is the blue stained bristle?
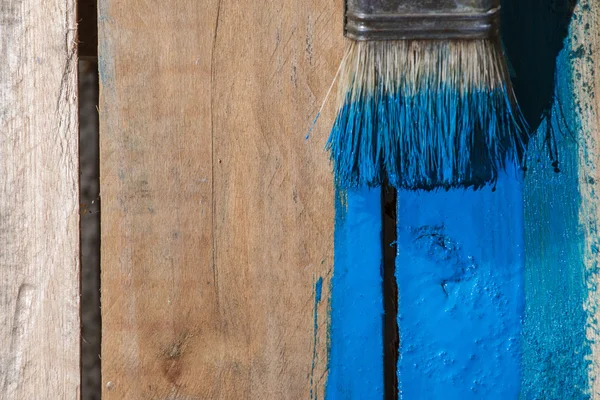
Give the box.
[327,76,529,190]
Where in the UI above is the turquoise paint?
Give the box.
[502,0,592,396]
[326,187,384,400]
[327,87,527,190]
[518,35,591,400]
[395,163,525,398]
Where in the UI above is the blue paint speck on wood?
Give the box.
[395,163,525,399]
[326,187,384,400]
[315,277,323,303]
[310,276,325,400]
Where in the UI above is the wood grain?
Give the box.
[0,0,80,398]
[571,1,600,396]
[99,0,340,398]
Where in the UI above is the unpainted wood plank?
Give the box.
[0,0,80,398]
[210,0,340,398]
[99,1,218,397]
[99,0,339,398]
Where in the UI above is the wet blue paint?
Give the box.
[326,187,384,400]
[519,37,591,399]
[327,85,527,190]
[315,277,323,303]
[501,0,594,395]
[306,112,321,140]
[395,163,525,399]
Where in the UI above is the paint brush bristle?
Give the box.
[327,39,528,190]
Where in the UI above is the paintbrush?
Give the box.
[327,0,528,190]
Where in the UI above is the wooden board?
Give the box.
[0,0,80,397]
[571,1,600,395]
[395,169,525,398]
[327,188,384,399]
[99,0,340,398]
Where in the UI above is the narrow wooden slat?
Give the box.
[0,0,80,397]
[99,0,339,397]
[327,188,384,399]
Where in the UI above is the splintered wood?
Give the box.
[99,0,340,398]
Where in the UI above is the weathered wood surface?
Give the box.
[0,0,80,398]
[99,0,340,398]
[571,1,600,396]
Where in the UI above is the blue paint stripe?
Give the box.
[326,187,384,400]
[395,164,525,399]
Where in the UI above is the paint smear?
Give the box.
[519,15,592,400]
[395,163,525,399]
[326,187,384,400]
[501,0,595,396]
[310,276,324,400]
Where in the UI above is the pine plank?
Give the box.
[99,0,339,398]
[0,0,80,397]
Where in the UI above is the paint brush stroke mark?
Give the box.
[396,164,525,399]
[325,187,384,400]
[519,7,593,398]
[502,0,595,396]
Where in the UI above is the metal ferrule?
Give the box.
[345,0,500,40]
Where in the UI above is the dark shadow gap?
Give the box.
[78,0,98,60]
[79,59,101,400]
[502,0,577,168]
[78,0,100,398]
[382,186,398,400]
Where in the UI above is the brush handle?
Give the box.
[345,0,500,41]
